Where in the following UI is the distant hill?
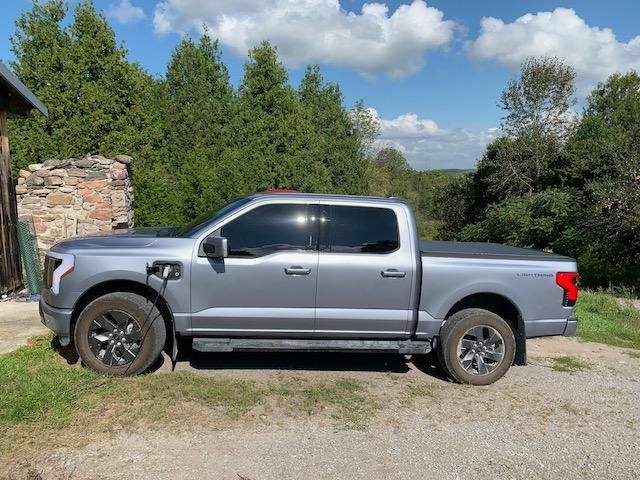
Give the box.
[431,168,475,176]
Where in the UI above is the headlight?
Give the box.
[43,252,74,295]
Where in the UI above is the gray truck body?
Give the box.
[40,192,578,361]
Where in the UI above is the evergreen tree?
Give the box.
[236,42,331,192]
[161,33,238,222]
[298,65,368,194]
[9,0,151,171]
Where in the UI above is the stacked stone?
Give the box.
[15,154,134,256]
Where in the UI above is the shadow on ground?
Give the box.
[180,342,450,380]
[50,335,450,381]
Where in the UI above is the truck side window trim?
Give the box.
[319,204,400,254]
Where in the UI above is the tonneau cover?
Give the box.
[420,240,574,261]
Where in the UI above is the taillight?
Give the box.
[556,272,579,306]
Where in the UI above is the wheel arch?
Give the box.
[70,279,175,353]
[444,292,526,365]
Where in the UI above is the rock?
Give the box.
[64,177,79,186]
[59,187,74,193]
[28,163,42,171]
[112,192,127,208]
[21,196,41,205]
[93,155,112,165]
[47,191,73,206]
[86,171,107,180]
[32,189,52,195]
[111,180,127,187]
[49,169,67,177]
[83,192,103,203]
[80,179,109,190]
[35,169,51,178]
[44,176,63,186]
[17,177,25,185]
[112,161,126,170]
[89,208,112,221]
[113,154,132,164]
[19,169,31,179]
[42,159,71,169]
[67,168,88,178]
[26,175,44,186]
[15,185,27,194]
[111,169,128,180]
[74,158,97,168]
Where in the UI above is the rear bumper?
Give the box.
[563,316,578,336]
[39,298,74,346]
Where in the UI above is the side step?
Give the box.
[192,338,432,355]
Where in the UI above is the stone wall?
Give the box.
[15,154,134,256]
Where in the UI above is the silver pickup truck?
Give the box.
[40,192,579,385]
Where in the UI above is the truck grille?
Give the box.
[43,256,62,289]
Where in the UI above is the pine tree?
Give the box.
[161,33,237,222]
[236,42,331,192]
[9,0,152,170]
[299,65,368,194]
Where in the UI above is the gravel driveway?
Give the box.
[5,333,639,480]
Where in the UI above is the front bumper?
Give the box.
[39,298,74,346]
[563,316,578,336]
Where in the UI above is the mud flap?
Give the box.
[171,320,178,371]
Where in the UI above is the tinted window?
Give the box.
[220,204,312,257]
[326,206,399,254]
[179,197,253,237]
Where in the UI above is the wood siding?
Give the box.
[0,105,23,294]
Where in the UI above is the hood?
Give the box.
[52,227,178,250]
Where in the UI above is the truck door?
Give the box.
[315,204,415,338]
[190,202,318,336]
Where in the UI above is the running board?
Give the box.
[191,338,432,354]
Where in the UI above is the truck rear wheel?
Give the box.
[74,292,166,376]
[438,308,515,385]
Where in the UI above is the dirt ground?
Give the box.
[2,302,640,479]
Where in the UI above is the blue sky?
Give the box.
[1,0,639,170]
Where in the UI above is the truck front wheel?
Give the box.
[74,292,166,376]
[438,308,515,385]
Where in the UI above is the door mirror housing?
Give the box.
[203,236,228,258]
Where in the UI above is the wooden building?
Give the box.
[0,62,48,295]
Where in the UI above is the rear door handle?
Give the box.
[381,269,406,278]
[285,266,311,275]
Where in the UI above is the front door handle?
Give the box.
[285,266,311,275]
[381,269,406,278]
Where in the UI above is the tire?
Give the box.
[437,308,515,385]
[74,292,166,376]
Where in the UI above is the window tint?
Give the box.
[326,206,399,254]
[220,204,312,257]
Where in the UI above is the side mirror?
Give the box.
[203,236,228,258]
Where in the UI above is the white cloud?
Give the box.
[371,109,497,169]
[468,8,640,92]
[107,0,145,24]
[153,0,454,78]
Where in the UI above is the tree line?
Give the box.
[8,1,375,227]
[434,58,640,290]
[6,1,639,290]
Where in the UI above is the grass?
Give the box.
[549,355,591,373]
[0,335,380,460]
[573,290,640,350]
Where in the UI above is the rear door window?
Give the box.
[322,205,399,254]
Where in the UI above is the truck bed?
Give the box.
[420,240,573,262]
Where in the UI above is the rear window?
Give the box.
[324,206,399,254]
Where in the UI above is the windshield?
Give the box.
[177,197,253,237]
